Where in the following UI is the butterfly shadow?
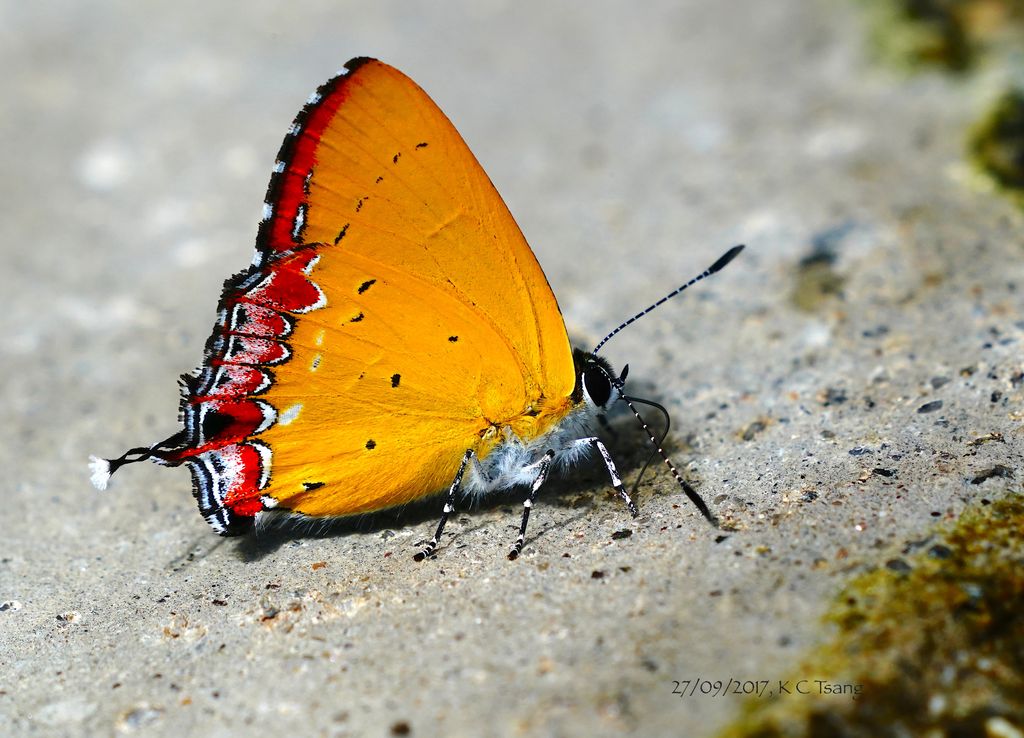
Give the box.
[235,396,699,562]
[236,494,452,562]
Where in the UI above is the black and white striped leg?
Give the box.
[414,449,474,561]
[508,449,555,560]
[574,436,639,517]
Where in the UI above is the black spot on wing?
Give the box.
[448,335,458,342]
[393,152,401,164]
[415,142,428,149]
[334,223,349,245]
[375,176,383,184]
[302,481,324,491]
[201,410,232,442]
[358,279,376,294]
[391,373,401,388]
[355,197,366,213]
[365,439,376,450]
[350,312,364,323]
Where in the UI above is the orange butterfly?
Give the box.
[90,58,742,559]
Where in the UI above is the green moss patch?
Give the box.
[718,493,1024,738]
[969,90,1024,202]
[858,0,1024,72]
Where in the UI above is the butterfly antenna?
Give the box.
[621,393,671,495]
[592,244,744,354]
[611,378,719,527]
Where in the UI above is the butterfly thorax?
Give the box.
[464,397,596,496]
[464,347,606,495]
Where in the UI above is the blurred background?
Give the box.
[3,1,1023,737]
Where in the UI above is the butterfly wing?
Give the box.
[169,59,576,530]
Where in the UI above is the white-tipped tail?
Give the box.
[88,456,111,490]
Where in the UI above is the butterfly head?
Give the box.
[573,351,629,410]
[565,246,745,529]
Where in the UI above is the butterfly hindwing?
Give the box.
[182,59,577,523]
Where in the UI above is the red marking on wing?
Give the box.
[202,365,270,399]
[230,303,292,338]
[218,444,266,513]
[261,72,359,253]
[160,60,382,532]
[204,399,270,439]
[162,400,271,463]
[223,335,290,365]
[178,251,324,466]
[241,252,323,313]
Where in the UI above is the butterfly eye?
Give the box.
[582,365,613,407]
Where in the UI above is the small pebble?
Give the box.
[885,559,912,573]
[970,465,1014,484]
[820,387,847,406]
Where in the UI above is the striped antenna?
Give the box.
[611,377,719,527]
[592,244,745,354]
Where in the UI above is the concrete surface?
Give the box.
[2,1,1022,737]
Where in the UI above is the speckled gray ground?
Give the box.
[3,2,1023,737]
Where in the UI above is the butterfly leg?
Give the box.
[470,455,494,485]
[508,449,556,560]
[575,436,639,517]
[413,449,474,561]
